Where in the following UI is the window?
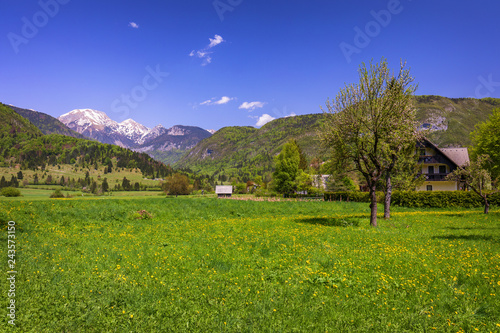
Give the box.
[439,165,446,174]
[426,185,433,191]
[428,166,434,174]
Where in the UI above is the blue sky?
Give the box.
[1,0,499,130]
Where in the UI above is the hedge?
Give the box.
[324,191,500,208]
[324,191,383,203]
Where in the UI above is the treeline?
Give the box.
[2,134,172,179]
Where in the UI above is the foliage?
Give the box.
[324,191,382,203]
[295,170,313,192]
[320,58,418,226]
[325,175,358,192]
[0,186,21,197]
[50,189,66,198]
[392,190,500,208]
[162,173,191,195]
[446,154,499,213]
[471,108,500,181]
[2,197,500,331]
[273,140,301,194]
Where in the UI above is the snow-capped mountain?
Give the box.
[59,109,118,132]
[206,129,216,134]
[58,109,213,164]
[117,119,150,143]
[138,124,167,145]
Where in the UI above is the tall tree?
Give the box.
[320,58,418,226]
[273,140,301,194]
[471,108,500,182]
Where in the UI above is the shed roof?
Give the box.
[215,185,233,194]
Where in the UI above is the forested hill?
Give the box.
[9,105,86,139]
[0,103,172,178]
[175,96,500,181]
[175,114,324,181]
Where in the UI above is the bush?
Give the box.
[1,187,21,197]
[391,191,500,208]
[254,189,278,197]
[50,189,65,198]
[324,191,383,203]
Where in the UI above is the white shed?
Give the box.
[215,185,233,198]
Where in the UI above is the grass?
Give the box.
[0,197,499,332]
[0,187,165,201]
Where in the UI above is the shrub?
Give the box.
[1,187,21,197]
[50,189,65,198]
[324,191,383,203]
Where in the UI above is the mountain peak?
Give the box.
[59,109,117,128]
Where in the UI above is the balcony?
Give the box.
[418,155,447,164]
[418,173,449,181]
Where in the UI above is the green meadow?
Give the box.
[1,197,499,332]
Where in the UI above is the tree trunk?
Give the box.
[484,197,490,214]
[384,173,392,219]
[369,184,378,227]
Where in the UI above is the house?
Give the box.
[215,185,233,198]
[416,138,470,191]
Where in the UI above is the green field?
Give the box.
[1,197,499,332]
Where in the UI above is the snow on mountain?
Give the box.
[59,109,118,131]
[57,109,210,158]
[139,124,167,145]
[206,129,216,134]
[118,119,150,142]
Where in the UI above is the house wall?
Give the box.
[416,181,457,192]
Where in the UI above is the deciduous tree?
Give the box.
[162,173,191,196]
[320,58,418,226]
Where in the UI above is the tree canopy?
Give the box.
[471,107,500,182]
[320,58,418,226]
[273,140,301,194]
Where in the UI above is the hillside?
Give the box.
[175,114,325,180]
[414,96,500,147]
[0,103,43,162]
[175,96,500,181]
[9,106,86,139]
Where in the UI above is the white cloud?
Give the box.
[190,34,225,66]
[239,101,266,111]
[215,96,233,105]
[200,96,235,106]
[256,114,275,127]
[209,34,224,48]
[129,22,139,29]
[285,112,297,118]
